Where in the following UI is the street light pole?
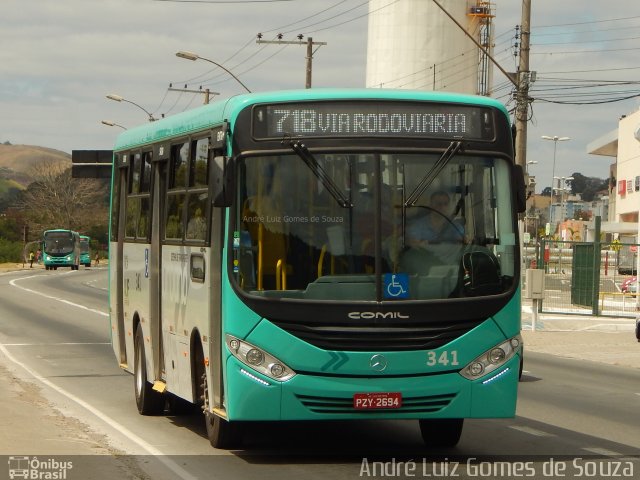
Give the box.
[541,135,570,234]
[106,94,156,122]
[175,51,251,93]
[101,120,127,130]
[554,175,574,235]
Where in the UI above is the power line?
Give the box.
[532,46,640,55]
[152,0,296,3]
[534,14,640,28]
[262,0,349,34]
[535,93,640,105]
[532,34,640,46]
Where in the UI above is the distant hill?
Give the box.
[0,144,70,180]
[0,144,71,209]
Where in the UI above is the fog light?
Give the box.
[246,348,264,366]
[229,339,240,351]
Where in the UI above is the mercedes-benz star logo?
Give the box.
[369,354,387,372]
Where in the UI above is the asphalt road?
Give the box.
[0,268,638,480]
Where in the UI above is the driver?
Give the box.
[407,190,464,247]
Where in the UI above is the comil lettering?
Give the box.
[348,312,410,319]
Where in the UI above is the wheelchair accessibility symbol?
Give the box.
[384,273,409,299]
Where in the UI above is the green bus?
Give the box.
[102,89,525,448]
[42,229,81,270]
[80,235,91,267]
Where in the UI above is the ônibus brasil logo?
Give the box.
[8,456,73,479]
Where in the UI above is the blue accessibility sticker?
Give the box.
[383,273,409,299]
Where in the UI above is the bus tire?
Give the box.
[134,326,164,415]
[418,418,464,448]
[201,372,239,449]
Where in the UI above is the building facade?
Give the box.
[587,107,640,241]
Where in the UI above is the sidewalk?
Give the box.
[521,305,639,370]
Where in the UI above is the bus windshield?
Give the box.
[234,151,516,301]
[80,238,90,254]
[44,232,75,255]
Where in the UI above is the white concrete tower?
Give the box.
[366,0,491,94]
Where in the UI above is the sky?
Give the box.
[1,0,639,194]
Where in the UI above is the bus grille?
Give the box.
[270,319,481,351]
[295,393,456,414]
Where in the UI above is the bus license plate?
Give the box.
[353,392,402,409]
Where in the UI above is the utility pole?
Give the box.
[256,34,327,88]
[514,0,532,169]
[430,0,531,168]
[168,85,219,104]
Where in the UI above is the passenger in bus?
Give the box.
[407,191,464,248]
[187,207,207,240]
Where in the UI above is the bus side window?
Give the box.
[166,193,185,239]
[125,197,140,238]
[130,152,141,194]
[185,138,210,242]
[169,142,189,189]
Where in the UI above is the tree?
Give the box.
[16,161,108,237]
[569,172,608,202]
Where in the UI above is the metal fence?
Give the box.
[522,240,640,318]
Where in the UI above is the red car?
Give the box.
[621,276,638,293]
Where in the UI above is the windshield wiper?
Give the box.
[405,141,463,206]
[289,141,352,208]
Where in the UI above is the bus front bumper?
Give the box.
[224,354,519,421]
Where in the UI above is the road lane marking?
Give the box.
[509,425,554,437]
[2,343,110,346]
[0,342,198,480]
[583,447,624,457]
[9,275,108,317]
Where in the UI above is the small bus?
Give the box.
[42,229,81,270]
[82,89,525,449]
[80,235,92,267]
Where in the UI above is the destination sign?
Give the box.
[252,101,494,140]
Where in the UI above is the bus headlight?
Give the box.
[460,335,521,380]
[226,335,296,382]
[65,255,71,261]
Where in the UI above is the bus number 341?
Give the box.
[427,350,459,367]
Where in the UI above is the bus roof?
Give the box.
[113,88,510,151]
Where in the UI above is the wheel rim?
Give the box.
[135,340,144,396]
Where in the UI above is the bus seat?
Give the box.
[459,248,502,296]
[242,196,288,289]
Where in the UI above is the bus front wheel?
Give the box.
[419,418,464,448]
[134,327,164,415]
[201,372,239,449]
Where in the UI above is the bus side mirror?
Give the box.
[513,164,526,213]
[212,155,234,207]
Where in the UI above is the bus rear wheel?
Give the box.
[419,418,464,448]
[134,326,164,415]
[201,372,239,449]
